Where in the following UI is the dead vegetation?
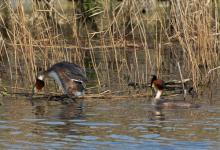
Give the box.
[0,0,219,95]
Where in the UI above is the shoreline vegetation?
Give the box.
[0,0,220,97]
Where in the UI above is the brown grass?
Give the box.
[0,0,219,94]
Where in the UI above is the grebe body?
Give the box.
[33,61,87,97]
[153,97,200,109]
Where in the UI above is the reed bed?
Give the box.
[0,0,219,95]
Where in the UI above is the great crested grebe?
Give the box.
[32,61,87,97]
[150,75,199,109]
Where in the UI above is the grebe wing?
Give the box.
[49,61,87,82]
[64,67,87,83]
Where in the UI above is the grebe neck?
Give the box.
[152,90,164,106]
[155,90,162,99]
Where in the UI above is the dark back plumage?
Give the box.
[151,75,165,91]
[46,61,87,82]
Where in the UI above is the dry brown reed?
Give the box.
[169,0,220,88]
[0,0,219,94]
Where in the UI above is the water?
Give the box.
[0,96,220,150]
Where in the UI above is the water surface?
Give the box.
[0,95,220,150]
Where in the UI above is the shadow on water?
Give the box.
[31,99,85,120]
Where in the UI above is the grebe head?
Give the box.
[150,75,157,87]
[36,71,45,80]
[35,78,45,91]
[35,71,46,91]
[31,72,46,97]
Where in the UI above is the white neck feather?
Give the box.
[155,90,162,99]
[38,75,44,80]
[48,71,66,94]
[152,90,163,106]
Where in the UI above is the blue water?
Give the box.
[0,97,219,150]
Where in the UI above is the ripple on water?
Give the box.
[68,119,87,122]
[172,141,210,150]
[140,133,160,139]
[0,120,7,123]
[39,121,66,125]
[44,131,60,136]
[0,97,220,150]
[0,124,17,130]
[73,122,120,127]
[130,123,162,127]
[208,117,220,121]
[64,135,99,141]
[109,134,136,141]
[10,131,22,135]
[21,118,46,122]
